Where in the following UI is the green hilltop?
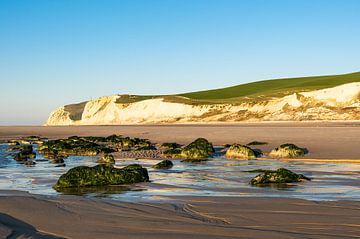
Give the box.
[67,72,360,109]
[178,71,360,103]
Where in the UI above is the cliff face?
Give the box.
[46,82,360,125]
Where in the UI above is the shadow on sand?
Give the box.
[0,213,65,239]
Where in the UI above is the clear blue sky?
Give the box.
[0,0,359,125]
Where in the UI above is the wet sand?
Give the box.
[1,122,360,159]
[0,191,359,239]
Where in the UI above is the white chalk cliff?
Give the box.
[46,82,360,125]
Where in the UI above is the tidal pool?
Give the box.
[0,144,359,202]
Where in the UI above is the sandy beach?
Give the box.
[0,191,359,239]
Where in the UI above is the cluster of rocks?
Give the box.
[4,135,311,190]
[8,136,47,146]
[224,143,306,160]
[116,150,163,159]
[9,145,37,165]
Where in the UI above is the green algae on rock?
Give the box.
[250,168,310,185]
[38,136,114,156]
[53,164,149,190]
[180,138,214,159]
[96,153,115,164]
[12,145,36,161]
[225,144,261,159]
[162,148,182,158]
[152,160,174,169]
[269,144,306,158]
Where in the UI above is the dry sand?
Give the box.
[1,122,360,159]
[0,191,359,239]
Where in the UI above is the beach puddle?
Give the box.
[0,143,359,201]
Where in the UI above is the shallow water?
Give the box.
[0,144,359,202]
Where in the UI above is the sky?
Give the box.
[0,0,359,125]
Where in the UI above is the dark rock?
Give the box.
[250,168,310,185]
[51,156,65,164]
[53,164,149,190]
[269,144,307,158]
[13,145,36,161]
[23,160,36,166]
[96,153,115,164]
[162,148,182,158]
[152,160,173,169]
[247,141,268,146]
[55,163,66,167]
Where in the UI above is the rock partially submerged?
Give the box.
[250,168,310,185]
[162,148,182,158]
[152,160,174,169]
[180,138,214,159]
[161,138,214,161]
[53,164,149,190]
[269,144,306,158]
[12,145,36,161]
[96,153,115,164]
[225,144,261,159]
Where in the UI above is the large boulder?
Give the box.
[152,160,173,169]
[269,144,306,158]
[96,153,115,164]
[53,164,149,190]
[225,144,261,159]
[250,168,310,185]
[180,138,214,159]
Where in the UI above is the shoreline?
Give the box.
[0,191,359,239]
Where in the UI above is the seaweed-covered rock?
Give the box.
[13,145,36,161]
[53,164,149,190]
[152,160,173,169]
[250,168,310,185]
[162,148,182,158]
[51,155,65,164]
[225,144,261,159]
[269,144,306,158]
[180,138,214,159]
[38,137,113,156]
[96,153,115,164]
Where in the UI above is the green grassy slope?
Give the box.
[68,72,360,108]
[178,72,360,103]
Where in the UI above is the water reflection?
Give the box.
[0,143,359,201]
